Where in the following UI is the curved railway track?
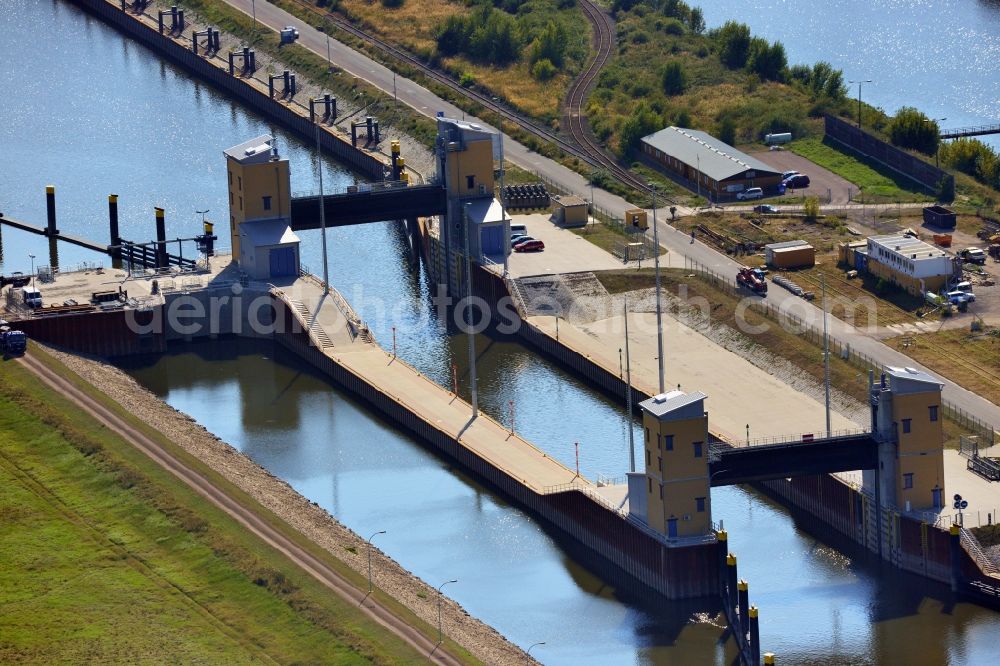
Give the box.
[562,0,650,193]
[280,0,659,197]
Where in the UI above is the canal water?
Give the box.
[700,0,1000,150]
[5,1,1000,663]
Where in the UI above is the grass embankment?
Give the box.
[886,328,1000,407]
[789,137,934,204]
[570,221,666,257]
[310,0,588,121]
[0,350,476,664]
[591,267,970,447]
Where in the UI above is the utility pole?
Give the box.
[464,203,478,419]
[494,100,508,276]
[315,124,330,292]
[625,297,635,472]
[650,183,665,393]
[822,274,831,437]
[849,79,872,129]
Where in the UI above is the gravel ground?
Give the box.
[44,344,530,665]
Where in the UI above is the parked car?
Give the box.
[960,248,987,265]
[753,204,779,214]
[781,170,800,180]
[782,174,810,188]
[946,290,975,305]
[514,239,545,252]
[736,187,764,201]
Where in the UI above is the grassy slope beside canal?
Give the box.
[0,350,469,664]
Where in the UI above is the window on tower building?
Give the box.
[262,195,272,211]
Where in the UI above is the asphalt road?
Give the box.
[17,351,465,666]
[221,1,1000,429]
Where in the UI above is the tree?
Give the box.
[529,20,568,67]
[688,7,705,34]
[661,61,688,96]
[718,116,737,145]
[746,37,786,81]
[716,21,751,69]
[674,108,691,128]
[618,103,661,156]
[888,107,939,155]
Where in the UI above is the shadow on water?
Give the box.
[116,337,721,659]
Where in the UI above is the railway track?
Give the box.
[279,0,659,197]
[562,0,651,194]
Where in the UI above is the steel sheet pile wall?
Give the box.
[759,475,953,584]
[13,308,165,356]
[72,0,386,180]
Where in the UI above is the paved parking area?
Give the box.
[505,213,628,278]
[751,149,857,205]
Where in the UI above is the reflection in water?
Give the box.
[7,0,999,661]
[118,338,710,665]
[120,336,1000,665]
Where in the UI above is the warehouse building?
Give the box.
[639,127,783,201]
[866,234,958,295]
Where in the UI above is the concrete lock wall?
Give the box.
[72,0,386,181]
[265,296,719,599]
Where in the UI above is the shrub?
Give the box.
[675,108,691,127]
[688,7,705,34]
[803,196,820,219]
[381,0,404,7]
[661,18,685,36]
[531,58,557,81]
[631,30,650,44]
[661,61,687,95]
[746,37,786,82]
[618,103,661,156]
[715,21,751,69]
[936,176,955,203]
[718,116,737,145]
[888,107,939,155]
[529,20,568,67]
[459,71,475,87]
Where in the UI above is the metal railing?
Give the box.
[297,267,370,342]
[961,528,1000,576]
[737,428,873,448]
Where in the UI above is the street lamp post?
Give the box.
[251,0,257,34]
[367,530,386,594]
[848,79,872,130]
[650,183,665,393]
[526,641,546,664]
[437,579,458,645]
[924,117,947,169]
[28,253,36,290]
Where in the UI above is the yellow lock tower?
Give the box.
[631,390,712,539]
[223,135,300,280]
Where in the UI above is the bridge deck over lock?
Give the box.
[289,183,447,229]
[709,430,879,486]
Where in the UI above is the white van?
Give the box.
[20,287,42,309]
[736,187,764,201]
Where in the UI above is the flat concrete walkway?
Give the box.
[528,312,860,443]
[287,278,587,493]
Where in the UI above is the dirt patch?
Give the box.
[42,345,530,666]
